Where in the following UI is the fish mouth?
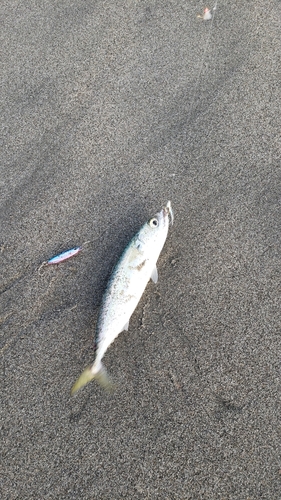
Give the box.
[162,200,174,225]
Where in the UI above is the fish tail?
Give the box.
[71,360,114,395]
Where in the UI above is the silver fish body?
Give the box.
[71,201,173,394]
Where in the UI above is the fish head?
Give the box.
[136,201,173,254]
[147,200,173,232]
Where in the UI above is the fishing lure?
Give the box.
[38,245,86,274]
[47,247,81,265]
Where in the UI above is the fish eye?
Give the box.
[149,218,159,228]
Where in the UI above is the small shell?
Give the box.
[203,8,212,21]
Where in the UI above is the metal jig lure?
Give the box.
[47,247,82,265]
[38,243,91,274]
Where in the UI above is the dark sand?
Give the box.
[1,1,280,498]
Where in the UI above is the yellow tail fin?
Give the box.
[71,363,114,395]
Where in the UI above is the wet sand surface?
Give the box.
[1,1,280,498]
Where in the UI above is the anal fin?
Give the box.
[150,265,158,283]
[123,320,130,331]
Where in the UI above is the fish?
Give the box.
[71,201,173,394]
[47,247,81,264]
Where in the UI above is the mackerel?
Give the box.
[71,201,173,394]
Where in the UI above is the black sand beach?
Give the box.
[1,1,280,498]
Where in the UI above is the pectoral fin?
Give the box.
[150,266,158,283]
